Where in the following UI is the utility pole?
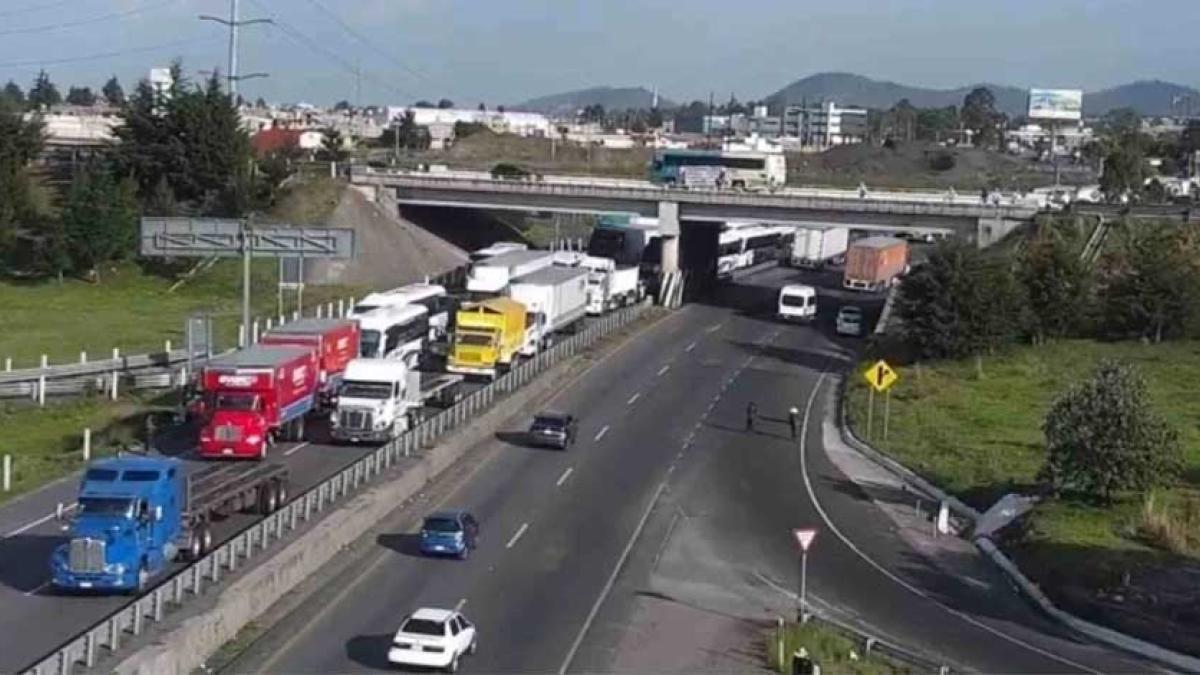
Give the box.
[200,0,272,96]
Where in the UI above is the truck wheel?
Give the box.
[135,563,149,594]
[259,483,278,515]
[185,531,203,561]
[294,416,306,442]
[276,481,289,508]
[202,526,213,555]
[258,439,268,460]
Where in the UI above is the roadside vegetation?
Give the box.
[766,620,910,674]
[850,213,1200,653]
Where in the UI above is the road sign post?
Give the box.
[863,360,900,443]
[793,528,817,623]
[142,218,354,347]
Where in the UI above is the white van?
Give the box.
[778,284,817,322]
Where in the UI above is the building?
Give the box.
[781,102,868,147]
[383,106,552,139]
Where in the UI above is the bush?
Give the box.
[926,150,957,172]
[1041,360,1182,503]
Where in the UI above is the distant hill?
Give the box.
[765,73,1027,116]
[1082,80,1200,117]
[513,86,675,116]
[765,72,1200,118]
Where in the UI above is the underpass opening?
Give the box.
[679,220,719,302]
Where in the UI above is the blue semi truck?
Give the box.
[50,455,289,593]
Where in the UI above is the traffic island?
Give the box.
[766,618,912,674]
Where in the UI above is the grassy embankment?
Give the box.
[0,177,366,503]
[845,339,1200,592]
[766,620,910,674]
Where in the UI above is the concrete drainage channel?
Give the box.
[22,303,651,675]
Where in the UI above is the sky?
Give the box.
[0,0,1197,107]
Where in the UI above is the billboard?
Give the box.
[1028,89,1083,121]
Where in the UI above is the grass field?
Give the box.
[766,620,910,674]
[845,339,1200,581]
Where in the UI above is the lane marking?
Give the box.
[685,342,697,352]
[626,393,640,406]
[24,581,51,597]
[506,522,529,549]
[559,480,668,675]
[593,426,609,442]
[795,372,1099,675]
[555,467,575,487]
[706,323,723,334]
[657,365,670,376]
[5,503,76,538]
[283,442,311,457]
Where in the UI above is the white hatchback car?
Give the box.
[387,608,477,672]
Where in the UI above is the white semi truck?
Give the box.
[330,359,462,444]
[508,266,590,356]
[788,227,849,268]
[580,256,642,315]
[466,249,555,295]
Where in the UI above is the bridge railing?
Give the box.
[351,167,1041,219]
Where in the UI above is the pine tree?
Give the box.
[102,76,125,106]
[27,70,62,108]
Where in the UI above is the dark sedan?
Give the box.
[526,411,577,450]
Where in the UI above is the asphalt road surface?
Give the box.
[224,266,1159,674]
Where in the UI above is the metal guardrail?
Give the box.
[805,613,954,674]
[350,167,1041,220]
[21,302,647,675]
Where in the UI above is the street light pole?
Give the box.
[199,1,272,96]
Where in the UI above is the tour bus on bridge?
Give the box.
[649,148,786,190]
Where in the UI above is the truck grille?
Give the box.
[215,425,242,441]
[68,538,105,573]
[339,410,372,430]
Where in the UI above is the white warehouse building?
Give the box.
[383,107,551,138]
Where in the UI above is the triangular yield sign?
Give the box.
[793,528,817,551]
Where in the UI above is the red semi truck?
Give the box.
[259,318,360,408]
[198,345,319,459]
[843,236,910,292]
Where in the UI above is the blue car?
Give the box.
[419,510,479,559]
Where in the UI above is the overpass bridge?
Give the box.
[349,168,1040,274]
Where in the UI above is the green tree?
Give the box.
[437,98,454,109]
[0,81,24,112]
[0,112,46,256]
[1018,221,1091,343]
[113,65,253,215]
[1041,360,1181,503]
[65,86,97,106]
[319,128,348,161]
[896,238,1023,359]
[61,164,140,279]
[1098,221,1200,342]
[333,99,351,111]
[27,70,61,108]
[1100,143,1147,201]
[916,106,958,142]
[255,96,269,109]
[102,76,125,106]
[413,100,435,108]
[1101,107,1141,136]
[961,87,1002,148]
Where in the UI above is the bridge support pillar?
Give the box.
[976,216,1024,248]
[657,201,680,274]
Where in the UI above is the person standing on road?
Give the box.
[746,402,758,432]
[788,406,800,439]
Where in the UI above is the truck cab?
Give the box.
[50,456,184,593]
[331,359,415,443]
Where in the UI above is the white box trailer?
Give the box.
[789,227,849,268]
[466,249,555,294]
[581,256,642,315]
[508,266,589,355]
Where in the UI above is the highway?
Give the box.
[222,266,1158,674]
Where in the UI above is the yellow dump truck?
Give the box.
[448,297,528,379]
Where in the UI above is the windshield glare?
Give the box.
[340,381,392,399]
[78,497,133,518]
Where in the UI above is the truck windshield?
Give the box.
[78,497,133,518]
[456,332,495,347]
[360,330,382,358]
[340,381,392,399]
[216,393,259,411]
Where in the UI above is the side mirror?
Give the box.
[154,506,163,522]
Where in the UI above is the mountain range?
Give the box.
[513,86,674,116]
[515,73,1200,118]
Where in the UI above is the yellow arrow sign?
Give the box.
[864,360,899,393]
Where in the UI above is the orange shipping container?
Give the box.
[843,237,908,291]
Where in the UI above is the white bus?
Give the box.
[357,304,430,368]
[351,282,455,341]
[716,224,794,277]
[650,149,786,190]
